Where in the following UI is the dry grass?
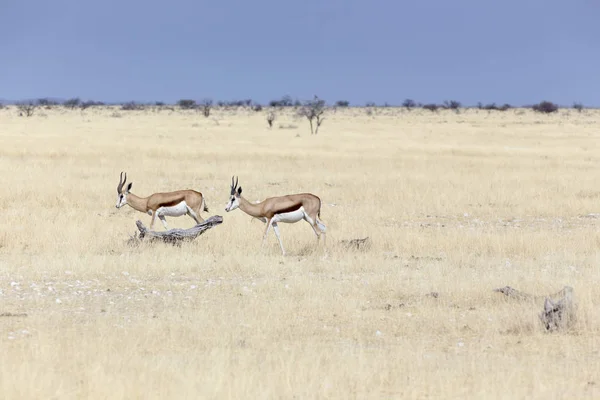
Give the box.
[1,105,600,399]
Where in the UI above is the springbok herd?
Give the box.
[116,172,327,255]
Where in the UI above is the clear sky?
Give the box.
[1,0,598,106]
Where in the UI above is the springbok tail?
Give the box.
[202,198,209,213]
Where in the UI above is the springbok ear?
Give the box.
[126,182,133,192]
[237,187,242,195]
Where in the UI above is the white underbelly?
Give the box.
[272,207,306,223]
[156,201,188,217]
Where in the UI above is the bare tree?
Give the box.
[63,98,81,109]
[298,96,326,134]
[17,101,36,117]
[200,99,212,117]
[402,99,416,111]
[266,111,276,128]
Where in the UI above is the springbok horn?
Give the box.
[117,171,124,193]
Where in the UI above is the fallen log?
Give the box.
[494,285,576,332]
[131,215,223,245]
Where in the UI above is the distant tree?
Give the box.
[269,95,294,108]
[499,103,511,111]
[532,101,558,114]
[266,111,276,128]
[37,98,59,108]
[177,99,197,109]
[335,100,350,107]
[252,102,263,112]
[573,102,584,112]
[155,101,165,106]
[200,98,212,117]
[443,100,461,111]
[63,98,81,109]
[17,101,36,117]
[298,96,326,134]
[121,101,144,111]
[80,100,102,110]
[365,102,377,107]
[402,99,416,110]
[422,103,439,112]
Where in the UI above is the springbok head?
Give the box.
[116,171,133,208]
[225,176,242,212]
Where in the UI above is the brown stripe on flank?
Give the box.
[156,199,185,208]
[274,204,302,215]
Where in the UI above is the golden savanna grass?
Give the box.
[1,105,600,399]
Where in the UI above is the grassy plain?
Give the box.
[1,105,599,399]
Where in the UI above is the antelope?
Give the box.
[224,176,327,255]
[115,172,208,230]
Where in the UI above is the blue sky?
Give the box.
[1,0,598,106]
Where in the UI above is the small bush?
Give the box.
[64,98,81,109]
[443,100,461,110]
[37,98,59,107]
[422,103,439,112]
[252,103,263,112]
[266,112,276,128]
[532,101,558,114]
[365,102,377,107]
[177,99,197,109]
[121,101,144,111]
[155,101,165,106]
[335,100,350,107]
[269,96,294,107]
[402,99,416,110]
[17,101,36,117]
[200,99,212,117]
[573,102,584,112]
[80,100,103,110]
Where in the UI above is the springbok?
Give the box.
[115,172,208,230]
[224,176,326,255]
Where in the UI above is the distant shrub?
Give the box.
[422,103,439,112]
[532,101,558,114]
[266,111,276,128]
[155,101,165,106]
[177,99,197,109]
[37,98,59,107]
[269,96,294,107]
[200,99,212,117]
[499,103,511,111]
[63,98,81,109]
[80,100,103,110]
[573,102,584,112]
[218,99,253,108]
[121,101,144,111]
[365,102,377,107]
[402,99,416,110]
[252,103,263,112]
[335,100,350,107]
[17,101,36,117]
[443,100,461,110]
